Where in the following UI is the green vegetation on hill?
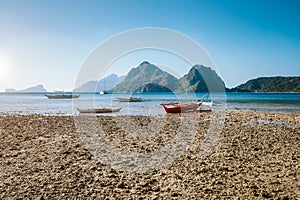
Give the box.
[134,83,172,92]
[231,77,300,92]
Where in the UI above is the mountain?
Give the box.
[75,74,124,92]
[231,76,300,92]
[134,83,172,92]
[5,88,16,92]
[176,65,226,92]
[5,84,47,93]
[112,61,178,92]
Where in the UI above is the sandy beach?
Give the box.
[0,110,299,199]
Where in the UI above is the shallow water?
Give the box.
[0,92,299,116]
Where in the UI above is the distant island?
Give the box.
[5,62,300,93]
[5,84,47,93]
[229,77,300,92]
[75,74,125,92]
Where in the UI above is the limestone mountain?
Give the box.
[113,61,178,92]
[76,74,124,92]
[134,83,172,92]
[231,76,300,92]
[5,84,47,93]
[176,65,226,92]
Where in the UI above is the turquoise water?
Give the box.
[0,92,299,115]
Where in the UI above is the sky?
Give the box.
[0,0,299,91]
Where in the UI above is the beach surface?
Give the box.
[0,111,299,199]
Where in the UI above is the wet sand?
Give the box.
[0,111,299,199]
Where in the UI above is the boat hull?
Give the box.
[45,94,80,99]
[161,102,202,113]
[77,107,121,113]
[117,97,143,102]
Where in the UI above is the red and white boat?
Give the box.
[160,101,202,113]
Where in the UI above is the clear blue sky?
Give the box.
[0,0,299,91]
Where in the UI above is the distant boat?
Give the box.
[45,93,80,99]
[99,78,108,94]
[99,90,108,95]
[77,107,121,113]
[160,101,202,113]
[117,97,143,102]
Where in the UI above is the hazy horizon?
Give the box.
[0,0,299,92]
[3,60,300,92]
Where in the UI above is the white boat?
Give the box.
[99,90,108,95]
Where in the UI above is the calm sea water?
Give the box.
[0,92,299,116]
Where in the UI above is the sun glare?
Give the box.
[0,55,12,80]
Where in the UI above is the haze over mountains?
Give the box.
[4,61,300,93]
[75,74,125,92]
[5,84,47,93]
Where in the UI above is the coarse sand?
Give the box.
[0,110,299,199]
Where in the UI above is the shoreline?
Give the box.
[1,91,300,94]
[1,107,299,117]
[0,111,299,199]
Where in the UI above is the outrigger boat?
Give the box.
[45,94,80,99]
[77,107,121,113]
[117,97,143,102]
[160,101,202,113]
[99,90,108,95]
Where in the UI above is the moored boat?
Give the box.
[45,94,80,99]
[99,90,108,95]
[77,107,121,113]
[117,97,143,102]
[160,101,202,113]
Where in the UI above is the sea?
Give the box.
[0,92,299,116]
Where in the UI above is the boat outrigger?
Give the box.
[77,107,121,113]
